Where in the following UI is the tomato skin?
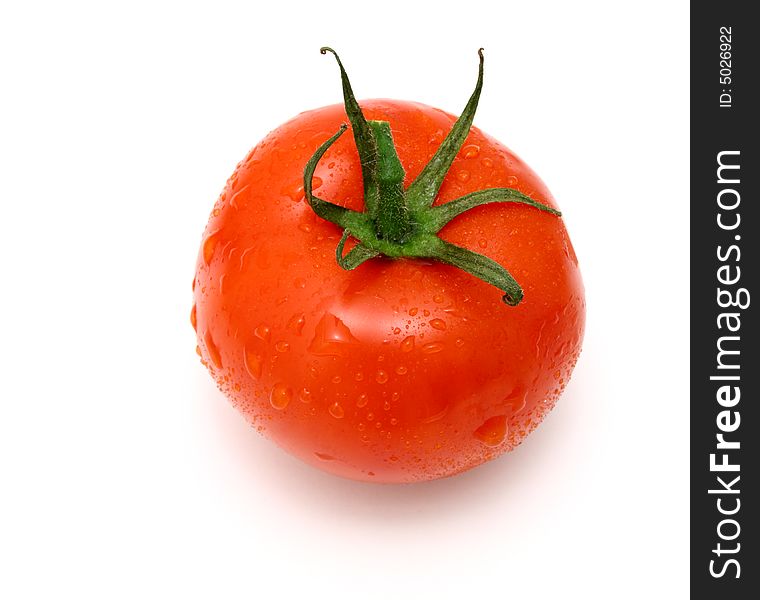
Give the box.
[193,100,585,483]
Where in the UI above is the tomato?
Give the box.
[192,49,585,483]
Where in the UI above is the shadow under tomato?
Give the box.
[197,363,586,526]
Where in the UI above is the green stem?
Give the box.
[367,120,410,242]
[405,49,484,212]
[427,238,524,306]
[303,124,354,226]
[424,187,560,231]
[320,47,381,219]
[302,48,563,307]
[336,230,380,269]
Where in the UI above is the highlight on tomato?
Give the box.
[192,48,585,483]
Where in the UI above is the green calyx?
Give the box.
[303,47,561,306]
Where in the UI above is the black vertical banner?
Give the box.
[691,3,758,597]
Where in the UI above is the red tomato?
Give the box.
[192,50,584,483]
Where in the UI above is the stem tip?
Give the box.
[502,292,522,306]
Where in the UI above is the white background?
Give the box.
[0,1,689,598]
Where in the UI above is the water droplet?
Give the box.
[314,452,335,461]
[366,412,375,421]
[474,415,508,446]
[478,238,488,248]
[354,371,364,382]
[190,304,197,331]
[281,181,304,203]
[299,387,312,403]
[395,365,408,375]
[195,345,201,357]
[308,313,359,357]
[423,309,430,317]
[375,370,389,384]
[462,144,480,159]
[331,375,342,384]
[505,389,527,414]
[455,338,465,348]
[229,184,250,209]
[400,336,415,353]
[482,157,494,168]
[275,341,290,353]
[433,294,444,303]
[244,348,263,379]
[393,327,401,335]
[357,422,366,431]
[329,402,345,419]
[429,318,446,331]
[293,277,306,289]
[563,236,579,266]
[428,129,444,145]
[204,331,223,369]
[270,383,292,410]
[506,175,519,186]
[383,401,391,411]
[456,170,470,183]
[408,307,418,316]
[202,232,219,266]
[287,314,306,335]
[254,325,271,342]
[422,342,444,354]
[422,404,448,423]
[356,393,368,408]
